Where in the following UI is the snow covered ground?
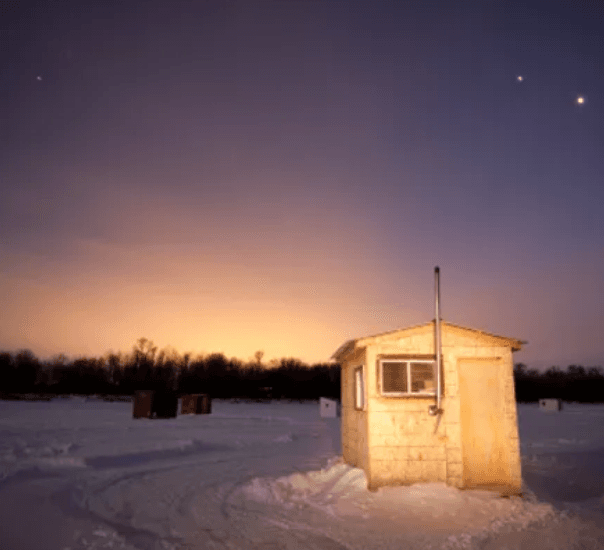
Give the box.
[1,398,604,550]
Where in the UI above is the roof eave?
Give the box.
[332,322,528,359]
[330,339,357,363]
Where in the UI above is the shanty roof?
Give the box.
[331,320,526,363]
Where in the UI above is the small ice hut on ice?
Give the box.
[539,398,563,412]
[332,268,525,495]
[320,397,339,418]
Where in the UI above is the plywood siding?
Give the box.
[340,347,368,471]
[365,343,448,489]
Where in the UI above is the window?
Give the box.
[354,366,364,410]
[379,359,436,396]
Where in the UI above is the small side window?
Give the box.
[354,366,365,410]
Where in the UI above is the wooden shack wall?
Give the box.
[364,334,447,490]
[340,347,368,472]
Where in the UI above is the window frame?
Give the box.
[354,365,365,410]
[378,355,437,397]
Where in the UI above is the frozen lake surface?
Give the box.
[1,398,604,549]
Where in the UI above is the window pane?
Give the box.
[410,362,435,393]
[382,362,407,393]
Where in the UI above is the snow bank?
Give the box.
[232,457,566,549]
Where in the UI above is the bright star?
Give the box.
[516,75,523,82]
[576,95,585,105]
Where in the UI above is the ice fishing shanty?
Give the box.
[539,398,563,412]
[332,268,525,494]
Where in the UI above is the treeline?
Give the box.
[0,338,340,400]
[2,342,603,403]
[514,363,604,403]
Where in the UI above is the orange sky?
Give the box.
[1,178,602,368]
[0,183,420,364]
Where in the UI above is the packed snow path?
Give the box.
[1,398,604,550]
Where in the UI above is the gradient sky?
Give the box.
[1,0,603,368]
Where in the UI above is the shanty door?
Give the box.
[458,358,510,489]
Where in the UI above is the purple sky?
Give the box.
[1,0,602,368]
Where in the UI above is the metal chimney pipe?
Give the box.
[429,266,443,416]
